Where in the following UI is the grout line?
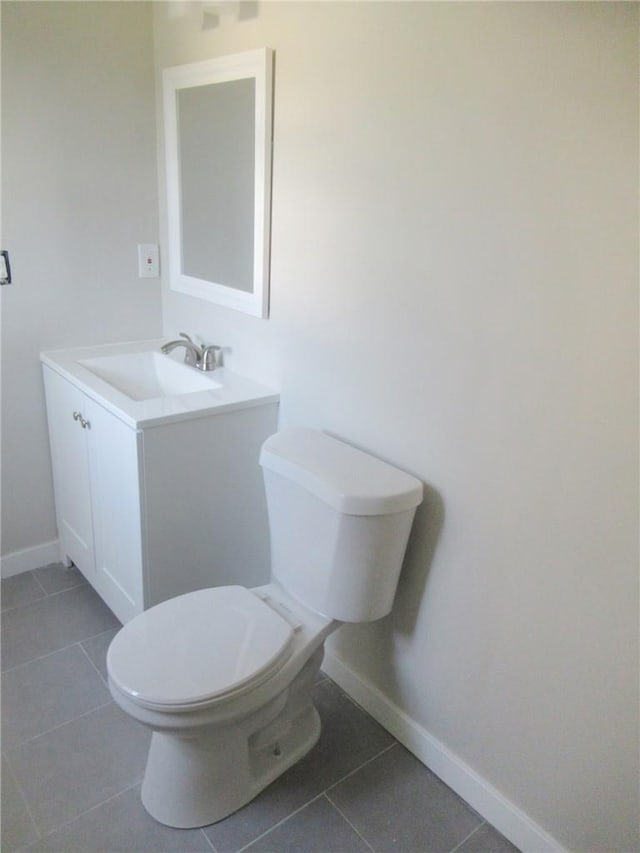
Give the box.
[27,581,89,603]
[81,625,122,644]
[234,791,328,853]
[30,569,50,597]
[4,699,115,753]
[42,580,88,598]
[3,749,42,842]
[235,743,397,853]
[1,642,90,676]
[449,820,487,853]
[324,740,397,795]
[2,627,119,676]
[28,781,142,845]
[33,565,87,597]
[78,638,111,688]
[2,639,93,675]
[200,827,219,852]
[325,793,377,852]
[1,575,87,616]
[0,575,47,616]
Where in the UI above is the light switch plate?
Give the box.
[138,244,159,278]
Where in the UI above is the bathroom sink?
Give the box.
[78,351,222,402]
[42,339,278,429]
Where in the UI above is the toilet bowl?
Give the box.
[107,428,423,828]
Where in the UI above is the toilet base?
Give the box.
[140,651,324,828]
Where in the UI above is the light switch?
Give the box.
[138,244,159,278]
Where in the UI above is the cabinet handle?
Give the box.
[72,411,90,429]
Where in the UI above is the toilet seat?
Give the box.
[107,586,294,711]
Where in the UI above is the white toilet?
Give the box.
[106,428,423,828]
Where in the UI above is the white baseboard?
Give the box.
[322,649,564,853]
[1,539,61,578]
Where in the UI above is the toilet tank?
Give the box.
[259,429,423,623]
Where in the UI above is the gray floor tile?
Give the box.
[29,785,213,852]
[328,743,482,853]
[301,679,395,787]
[245,795,371,852]
[1,756,39,850]
[81,627,120,683]
[32,562,86,594]
[7,702,150,834]
[1,584,120,670]
[204,679,394,853]
[2,645,111,750]
[456,822,521,853]
[1,571,46,612]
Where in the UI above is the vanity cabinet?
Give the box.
[42,362,279,624]
[43,369,98,578]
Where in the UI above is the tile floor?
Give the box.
[2,563,519,852]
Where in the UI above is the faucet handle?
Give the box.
[201,345,223,371]
[179,332,193,343]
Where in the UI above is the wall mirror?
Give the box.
[163,49,273,318]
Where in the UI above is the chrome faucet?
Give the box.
[161,333,223,371]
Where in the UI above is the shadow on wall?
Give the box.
[329,484,445,693]
[390,484,445,636]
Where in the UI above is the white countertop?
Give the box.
[41,339,279,429]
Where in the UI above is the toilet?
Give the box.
[106,428,423,828]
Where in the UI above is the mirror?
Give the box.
[163,49,273,318]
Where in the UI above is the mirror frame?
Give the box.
[163,49,273,318]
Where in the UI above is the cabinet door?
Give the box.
[42,367,96,579]
[85,397,144,623]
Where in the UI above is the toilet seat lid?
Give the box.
[107,586,294,707]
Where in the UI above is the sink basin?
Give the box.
[78,351,222,401]
[42,339,279,429]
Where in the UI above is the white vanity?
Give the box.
[41,339,279,624]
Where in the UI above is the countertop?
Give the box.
[41,339,279,429]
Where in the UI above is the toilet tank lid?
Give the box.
[260,428,423,516]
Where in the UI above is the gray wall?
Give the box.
[1,1,162,567]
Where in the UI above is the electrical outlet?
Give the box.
[138,244,159,278]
